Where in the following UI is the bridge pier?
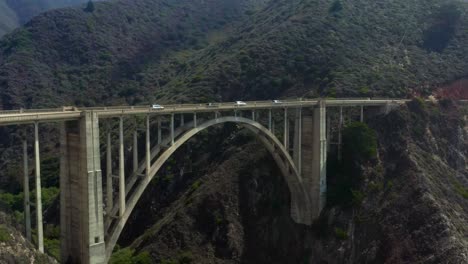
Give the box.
[22,140,32,242]
[301,102,327,219]
[34,122,44,253]
[60,112,106,264]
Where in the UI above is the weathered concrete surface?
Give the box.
[60,112,105,264]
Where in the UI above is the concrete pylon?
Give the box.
[301,102,327,219]
[60,112,106,264]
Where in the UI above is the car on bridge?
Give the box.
[206,103,219,107]
[235,101,247,106]
[151,104,164,110]
[273,100,282,104]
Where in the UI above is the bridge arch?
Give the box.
[105,116,312,261]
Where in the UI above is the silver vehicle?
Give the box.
[273,100,282,104]
[206,103,219,107]
[151,104,164,110]
[235,101,247,106]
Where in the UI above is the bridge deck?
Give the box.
[0,98,425,126]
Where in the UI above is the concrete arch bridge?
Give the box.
[0,99,406,263]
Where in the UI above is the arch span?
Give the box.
[105,116,312,261]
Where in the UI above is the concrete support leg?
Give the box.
[251,110,255,121]
[157,118,162,145]
[60,112,106,264]
[119,117,125,217]
[146,115,151,178]
[34,122,44,253]
[181,114,184,127]
[193,113,197,128]
[171,114,174,146]
[268,109,272,131]
[360,105,364,122]
[293,108,302,176]
[133,131,138,173]
[283,108,289,150]
[313,102,327,215]
[106,132,113,220]
[23,140,31,242]
[326,114,331,153]
[301,102,327,220]
[338,107,343,161]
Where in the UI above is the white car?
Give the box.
[273,100,282,104]
[151,104,164,110]
[235,101,247,106]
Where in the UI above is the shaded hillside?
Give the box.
[112,101,468,264]
[0,0,468,110]
[0,0,90,37]
[0,0,268,108]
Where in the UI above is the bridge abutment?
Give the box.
[60,112,106,264]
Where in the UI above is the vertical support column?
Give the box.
[293,108,302,176]
[119,117,125,217]
[146,115,151,178]
[133,130,138,173]
[106,131,113,219]
[170,114,175,146]
[301,102,327,220]
[34,122,44,253]
[298,108,302,175]
[338,106,343,161]
[157,118,162,145]
[181,114,185,126]
[326,114,331,153]
[60,112,106,263]
[23,140,31,242]
[251,110,255,121]
[313,102,327,214]
[193,113,197,128]
[268,109,272,131]
[283,108,289,150]
[360,105,364,122]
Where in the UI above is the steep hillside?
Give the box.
[0,0,89,37]
[0,0,268,108]
[0,0,467,110]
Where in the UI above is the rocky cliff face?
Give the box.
[113,101,467,264]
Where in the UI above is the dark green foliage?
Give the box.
[0,0,467,109]
[423,3,462,52]
[110,248,152,264]
[327,122,377,207]
[329,0,343,13]
[342,122,377,163]
[161,251,194,264]
[334,227,348,240]
[84,0,95,13]
[0,225,10,242]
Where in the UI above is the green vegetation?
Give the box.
[84,1,95,13]
[110,248,151,264]
[161,251,194,264]
[328,122,377,207]
[334,227,348,240]
[342,122,378,162]
[0,225,10,242]
[0,0,466,108]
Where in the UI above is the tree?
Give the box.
[329,0,343,13]
[84,0,95,13]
